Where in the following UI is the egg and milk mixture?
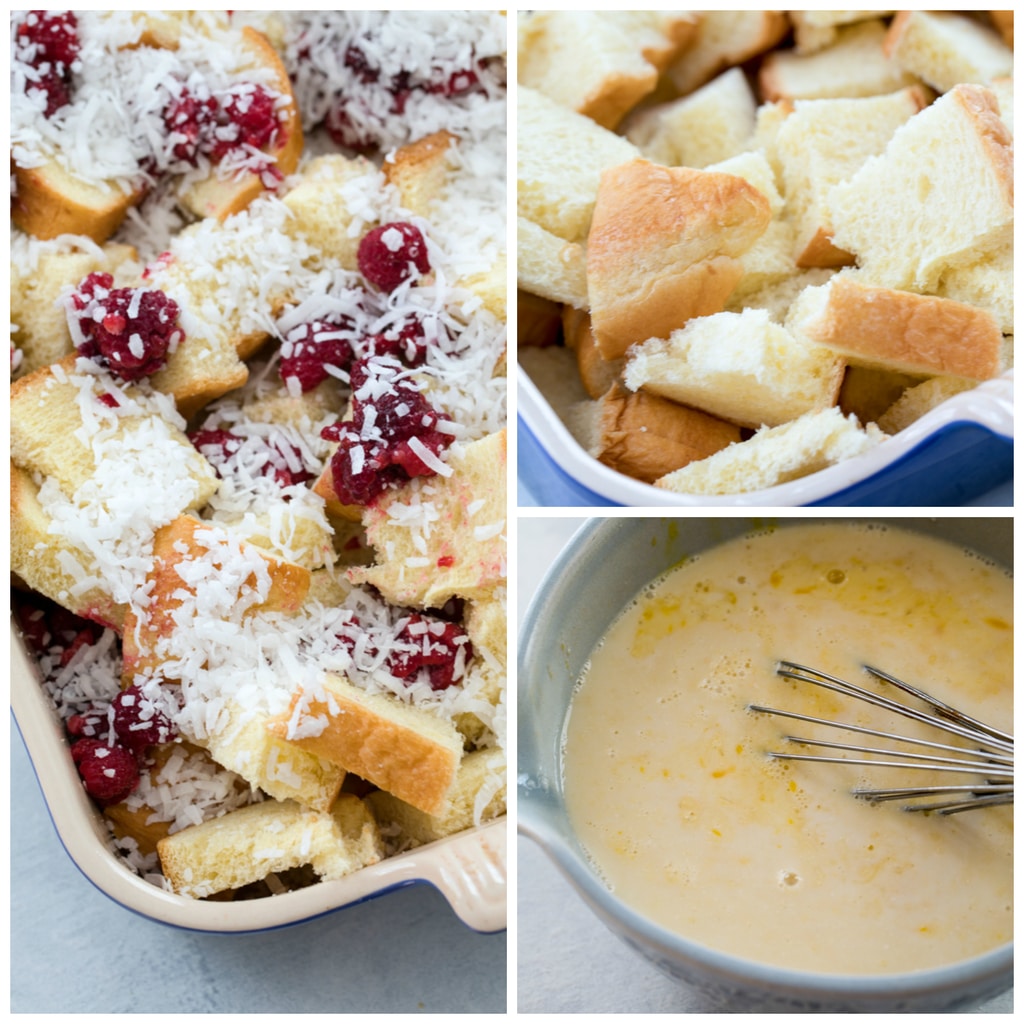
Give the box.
[563,523,1012,975]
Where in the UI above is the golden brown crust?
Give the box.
[518,290,563,349]
[564,309,624,399]
[383,129,458,216]
[795,226,857,270]
[802,277,1005,381]
[267,674,463,816]
[595,383,742,483]
[587,160,771,359]
[11,160,142,244]
[990,11,1014,47]
[121,515,311,681]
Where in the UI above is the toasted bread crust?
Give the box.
[587,160,771,359]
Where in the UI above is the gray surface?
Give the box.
[11,734,506,1014]
[515,518,1013,1015]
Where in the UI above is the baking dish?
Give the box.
[11,620,507,934]
[518,516,1012,1011]
[518,365,1013,507]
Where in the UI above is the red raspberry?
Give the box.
[387,613,473,691]
[71,739,140,806]
[213,84,281,158]
[15,11,81,117]
[278,318,360,392]
[70,272,183,381]
[357,223,430,293]
[190,428,315,489]
[163,85,218,165]
[366,314,432,368]
[110,685,176,756]
[325,103,376,152]
[67,706,110,742]
[344,45,379,84]
[321,360,453,506]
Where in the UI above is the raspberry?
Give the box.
[190,427,315,489]
[70,272,183,381]
[325,103,376,152]
[71,739,140,806]
[110,685,176,756]
[15,11,81,117]
[278,318,360,392]
[213,84,281,158]
[357,223,430,293]
[366,314,432,368]
[321,360,453,506]
[163,85,218,164]
[387,613,473,691]
[344,45,379,84]
[67,706,110,742]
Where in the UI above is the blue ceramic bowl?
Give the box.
[517,516,1012,1011]
[518,367,1013,507]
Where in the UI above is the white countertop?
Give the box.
[515,517,1012,1014]
[11,723,505,1013]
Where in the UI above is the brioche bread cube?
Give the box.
[787,11,894,56]
[121,514,311,679]
[10,239,138,377]
[563,308,623,400]
[885,11,1013,94]
[367,747,506,845]
[726,266,836,325]
[935,243,1013,335]
[588,382,743,484]
[625,308,845,430]
[10,355,218,507]
[988,76,1013,134]
[705,150,784,217]
[624,67,757,169]
[587,160,772,360]
[268,673,465,816]
[790,275,1005,382]
[827,84,1013,292]
[774,86,929,268]
[989,11,1013,47]
[838,365,923,427]
[517,217,588,309]
[157,794,382,898]
[517,86,639,244]
[518,11,697,130]
[11,462,127,631]
[654,407,884,495]
[349,430,507,609]
[877,376,980,435]
[761,20,919,103]
[198,700,346,813]
[665,11,789,96]
[175,27,303,223]
[282,153,379,272]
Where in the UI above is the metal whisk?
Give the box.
[748,661,1013,815]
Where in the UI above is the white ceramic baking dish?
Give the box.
[11,621,507,934]
[518,366,1013,507]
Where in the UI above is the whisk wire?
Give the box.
[749,661,1013,816]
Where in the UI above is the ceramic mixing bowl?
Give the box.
[517,516,1012,1011]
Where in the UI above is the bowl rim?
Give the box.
[11,619,507,935]
[517,365,1013,507]
[517,516,1013,997]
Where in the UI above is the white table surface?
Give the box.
[11,727,506,1013]
[515,517,1013,1014]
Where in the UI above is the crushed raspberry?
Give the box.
[387,613,473,691]
[190,427,315,489]
[163,86,218,164]
[110,685,176,756]
[320,359,453,506]
[213,84,281,158]
[71,739,140,806]
[343,46,379,84]
[70,272,183,381]
[16,596,104,665]
[162,82,280,168]
[15,11,80,117]
[278,318,360,392]
[357,223,430,293]
[366,314,434,367]
[325,104,376,152]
